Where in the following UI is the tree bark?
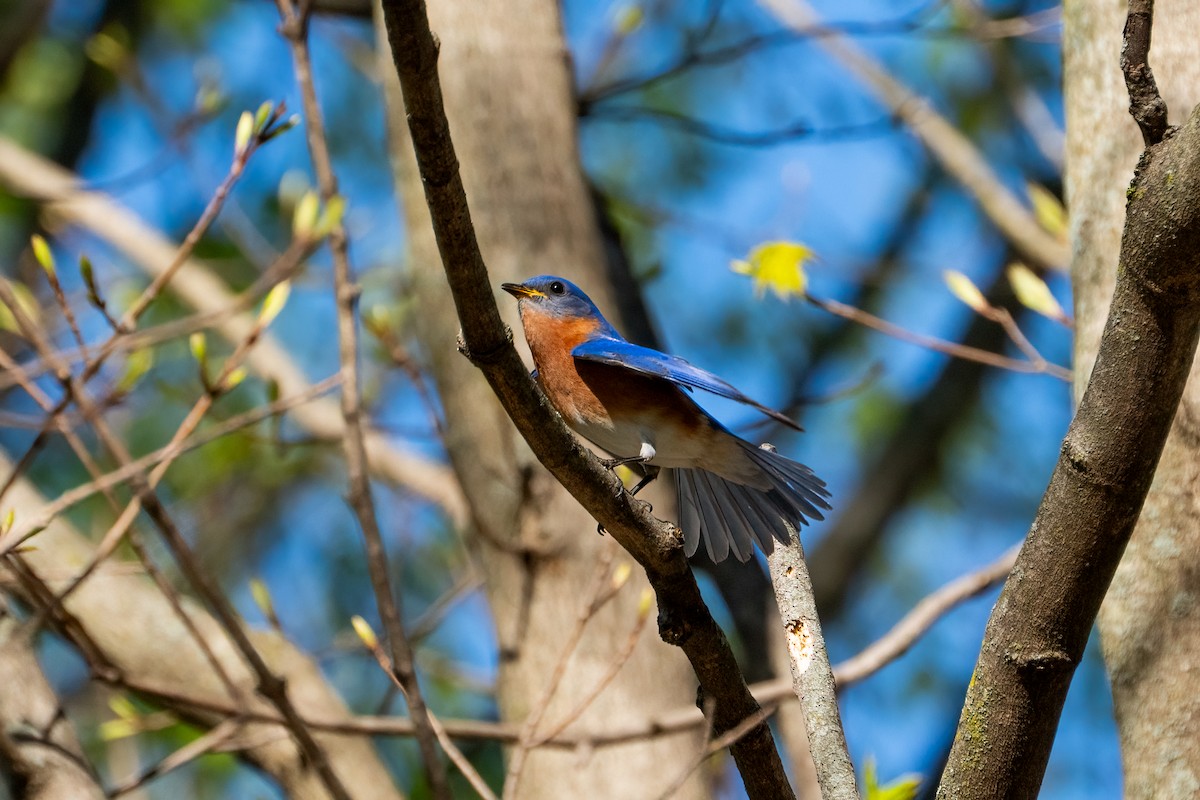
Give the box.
[0,608,105,800]
[1064,1,1200,796]
[373,1,708,797]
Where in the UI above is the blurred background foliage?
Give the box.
[0,0,1114,797]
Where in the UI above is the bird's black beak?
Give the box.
[502,282,543,300]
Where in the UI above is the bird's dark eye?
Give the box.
[549,281,565,295]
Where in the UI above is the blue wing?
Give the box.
[571,337,801,431]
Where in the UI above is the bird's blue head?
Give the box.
[501,275,618,335]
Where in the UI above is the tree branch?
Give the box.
[377,1,794,796]
[1121,0,1169,146]
[0,135,467,524]
[938,104,1200,798]
[0,610,105,800]
[766,520,857,799]
[274,1,449,795]
[0,459,402,799]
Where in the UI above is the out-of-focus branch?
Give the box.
[274,2,449,796]
[0,135,467,524]
[0,458,402,799]
[0,610,105,800]
[758,0,1070,272]
[833,545,1017,688]
[378,1,793,797]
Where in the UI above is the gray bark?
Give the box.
[1064,1,1200,796]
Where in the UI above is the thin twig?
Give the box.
[107,718,244,797]
[0,281,354,800]
[759,0,1069,272]
[0,133,467,522]
[274,2,449,797]
[833,545,1019,687]
[0,375,340,556]
[807,293,1072,381]
[529,586,653,747]
[354,619,498,800]
[503,546,619,798]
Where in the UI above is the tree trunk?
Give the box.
[374,1,708,797]
[1064,0,1200,795]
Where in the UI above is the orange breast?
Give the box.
[521,310,610,426]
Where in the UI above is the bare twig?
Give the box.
[766,511,857,799]
[0,133,467,522]
[353,618,498,800]
[274,2,449,797]
[0,281,355,800]
[0,375,340,557]
[529,586,654,747]
[833,545,1018,687]
[503,548,617,797]
[108,718,244,797]
[806,293,1072,381]
[1121,0,1169,146]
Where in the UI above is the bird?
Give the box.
[502,274,830,563]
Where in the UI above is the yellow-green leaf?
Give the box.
[731,241,814,301]
[943,270,989,314]
[249,577,274,619]
[613,3,644,35]
[84,31,128,72]
[117,348,154,393]
[351,615,378,650]
[1028,182,1067,240]
[253,100,273,135]
[31,234,55,278]
[258,281,291,327]
[863,756,922,800]
[1,508,13,535]
[1007,263,1065,321]
[234,110,254,156]
[611,562,632,592]
[637,587,654,619]
[292,190,320,238]
[108,695,138,720]
[99,718,140,741]
[189,331,207,365]
[222,367,248,391]
[313,195,346,239]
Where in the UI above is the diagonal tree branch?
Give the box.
[377,1,793,796]
[937,99,1200,800]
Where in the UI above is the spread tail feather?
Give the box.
[675,443,831,563]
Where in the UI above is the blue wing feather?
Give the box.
[571,338,801,430]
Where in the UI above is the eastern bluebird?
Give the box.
[502,275,830,563]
